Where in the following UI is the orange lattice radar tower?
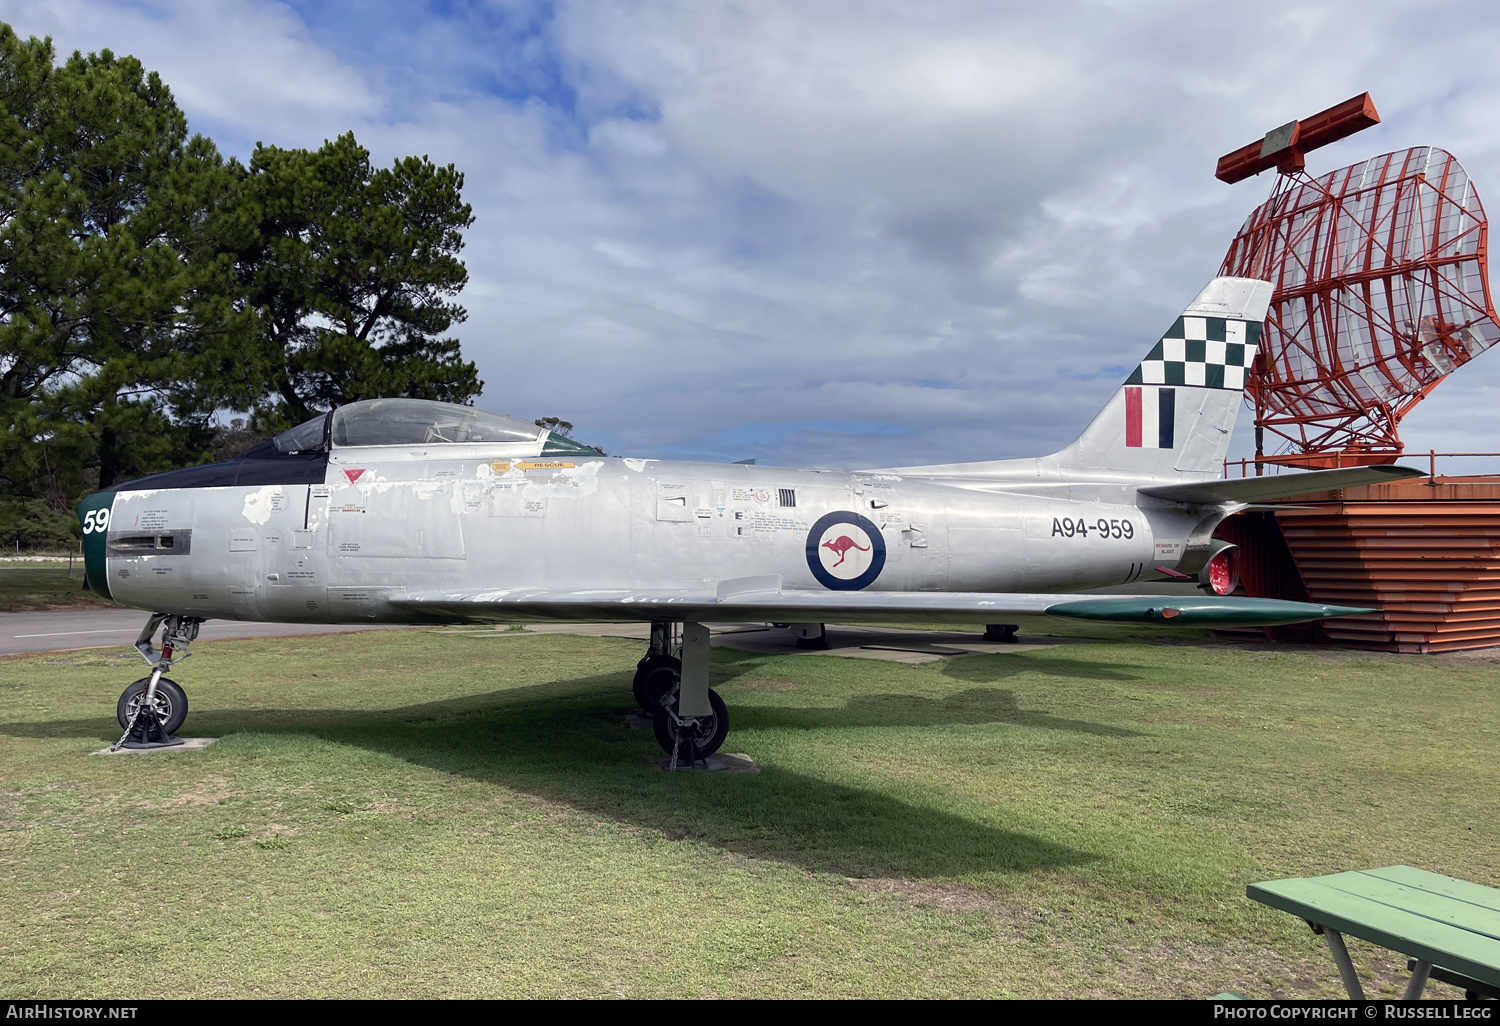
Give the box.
[1216,93,1500,468]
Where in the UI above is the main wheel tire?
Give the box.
[653,688,729,759]
[116,678,188,736]
[632,655,681,712]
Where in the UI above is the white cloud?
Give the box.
[8,0,1500,468]
[1,0,376,147]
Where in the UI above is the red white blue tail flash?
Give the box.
[1125,386,1175,449]
[1026,277,1270,476]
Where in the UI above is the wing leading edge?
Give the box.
[392,581,1370,628]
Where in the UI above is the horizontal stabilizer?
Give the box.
[392,588,1366,629]
[1138,464,1424,505]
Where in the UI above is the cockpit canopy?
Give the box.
[113,398,601,493]
[270,399,547,453]
[332,398,543,447]
[269,414,330,454]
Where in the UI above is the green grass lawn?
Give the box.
[0,627,1495,998]
[0,563,115,611]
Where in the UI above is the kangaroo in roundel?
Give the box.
[821,535,870,567]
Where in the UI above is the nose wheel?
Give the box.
[117,677,189,736]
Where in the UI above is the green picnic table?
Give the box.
[1248,866,1500,1000]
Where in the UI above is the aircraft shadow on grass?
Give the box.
[935,652,1146,685]
[4,665,1118,878]
[708,648,1145,737]
[711,644,1148,686]
[727,688,1141,736]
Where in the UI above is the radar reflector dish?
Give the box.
[1220,146,1500,466]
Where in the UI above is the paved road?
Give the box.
[0,608,408,656]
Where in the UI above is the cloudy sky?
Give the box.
[8,0,1500,470]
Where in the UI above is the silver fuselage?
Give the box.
[96,443,1206,623]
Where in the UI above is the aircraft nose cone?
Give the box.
[76,490,116,600]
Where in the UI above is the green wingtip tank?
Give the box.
[1044,597,1375,627]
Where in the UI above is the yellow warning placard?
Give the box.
[492,461,575,473]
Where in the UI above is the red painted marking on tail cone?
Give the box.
[821,535,871,568]
[344,468,366,483]
[1125,386,1142,447]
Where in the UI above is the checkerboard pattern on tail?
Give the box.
[1125,316,1261,390]
[1053,276,1273,476]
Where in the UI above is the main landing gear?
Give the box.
[112,614,203,750]
[984,623,1020,643]
[633,620,728,768]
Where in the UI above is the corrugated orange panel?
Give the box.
[1219,482,1500,651]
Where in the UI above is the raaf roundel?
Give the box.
[806,511,885,590]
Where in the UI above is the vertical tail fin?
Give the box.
[1056,277,1273,478]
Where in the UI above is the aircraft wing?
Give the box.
[391,580,1371,628]
[1138,464,1424,505]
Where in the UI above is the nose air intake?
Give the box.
[76,491,116,601]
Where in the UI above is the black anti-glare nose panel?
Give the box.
[112,451,329,492]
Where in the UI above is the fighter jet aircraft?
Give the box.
[76,276,1420,761]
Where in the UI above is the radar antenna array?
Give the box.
[1216,96,1500,467]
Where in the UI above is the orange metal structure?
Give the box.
[1215,93,1381,184]
[1215,477,1500,652]
[1210,99,1500,650]
[1219,139,1500,467]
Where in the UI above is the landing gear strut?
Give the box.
[635,620,729,767]
[112,614,202,750]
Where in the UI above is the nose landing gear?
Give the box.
[112,614,203,750]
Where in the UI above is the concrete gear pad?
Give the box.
[648,752,759,773]
[93,737,219,755]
